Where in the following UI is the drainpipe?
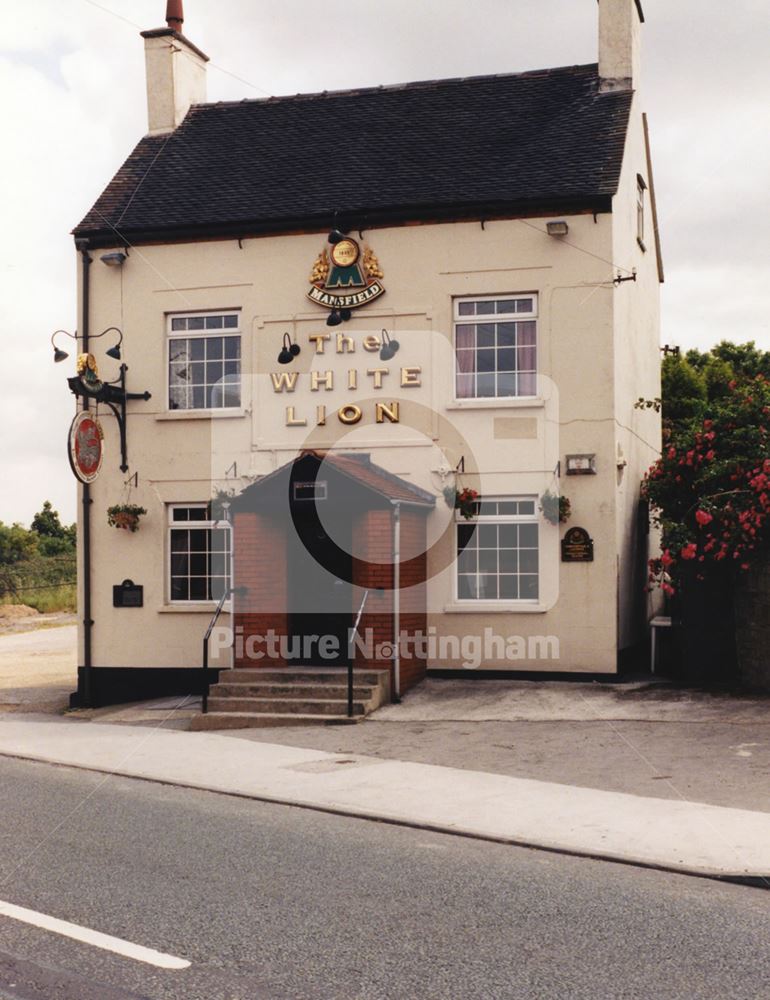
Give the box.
[391,500,401,702]
[79,245,94,707]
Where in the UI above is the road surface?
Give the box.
[0,756,767,999]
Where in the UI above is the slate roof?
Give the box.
[74,63,632,247]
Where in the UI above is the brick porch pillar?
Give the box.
[350,507,428,694]
[233,510,289,667]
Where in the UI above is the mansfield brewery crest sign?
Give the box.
[307,235,385,312]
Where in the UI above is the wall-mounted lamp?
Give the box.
[101,251,127,267]
[51,329,76,363]
[379,329,400,362]
[328,229,346,245]
[105,328,123,360]
[546,221,569,237]
[326,307,352,326]
[277,332,301,365]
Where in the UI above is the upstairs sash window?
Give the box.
[168,312,241,410]
[454,295,537,399]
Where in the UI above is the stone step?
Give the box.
[191,712,360,731]
[211,682,377,700]
[206,696,368,716]
[225,667,388,686]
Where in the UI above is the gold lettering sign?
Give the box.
[338,404,363,425]
[376,402,400,424]
[285,406,307,426]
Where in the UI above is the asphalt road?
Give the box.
[0,757,767,1000]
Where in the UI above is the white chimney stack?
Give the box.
[140,1,208,135]
[598,0,643,94]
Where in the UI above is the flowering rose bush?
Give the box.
[642,374,770,594]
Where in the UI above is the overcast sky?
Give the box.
[1,0,768,526]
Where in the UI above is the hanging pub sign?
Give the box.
[68,410,104,484]
[74,352,105,397]
[307,235,385,313]
[561,526,594,563]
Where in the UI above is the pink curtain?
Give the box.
[517,322,537,395]
[455,325,475,398]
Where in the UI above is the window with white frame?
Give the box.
[456,498,539,601]
[454,295,537,399]
[636,175,647,248]
[168,505,231,602]
[168,312,241,410]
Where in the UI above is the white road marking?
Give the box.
[0,898,190,970]
[730,743,763,758]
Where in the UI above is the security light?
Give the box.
[546,221,569,236]
[101,252,127,267]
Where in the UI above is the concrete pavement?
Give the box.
[1,625,768,881]
[0,715,767,882]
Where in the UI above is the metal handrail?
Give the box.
[202,587,233,714]
[347,589,369,718]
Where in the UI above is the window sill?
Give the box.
[156,409,246,422]
[158,604,232,614]
[445,397,544,411]
[443,602,547,614]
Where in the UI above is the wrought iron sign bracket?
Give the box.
[68,364,151,473]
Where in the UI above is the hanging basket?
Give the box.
[444,486,480,520]
[540,491,571,526]
[107,504,147,533]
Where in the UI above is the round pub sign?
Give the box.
[68,411,104,484]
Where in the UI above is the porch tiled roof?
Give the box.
[321,453,435,506]
[236,451,435,507]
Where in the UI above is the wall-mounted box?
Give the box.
[565,454,597,476]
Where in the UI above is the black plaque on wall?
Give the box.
[561,527,594,563]
[113,579,143,607]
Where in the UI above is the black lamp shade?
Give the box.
[53,348,69,363]
[340,308,352,321]
[278,332,300,364]
[379,330,400,362]
[326,310,342,327]
[328,229,346,245]
[106,344,122,360]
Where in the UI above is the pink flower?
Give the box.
[681,543,698,561]
[695,510,713,526]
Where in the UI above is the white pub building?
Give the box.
[67,0,663,725]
